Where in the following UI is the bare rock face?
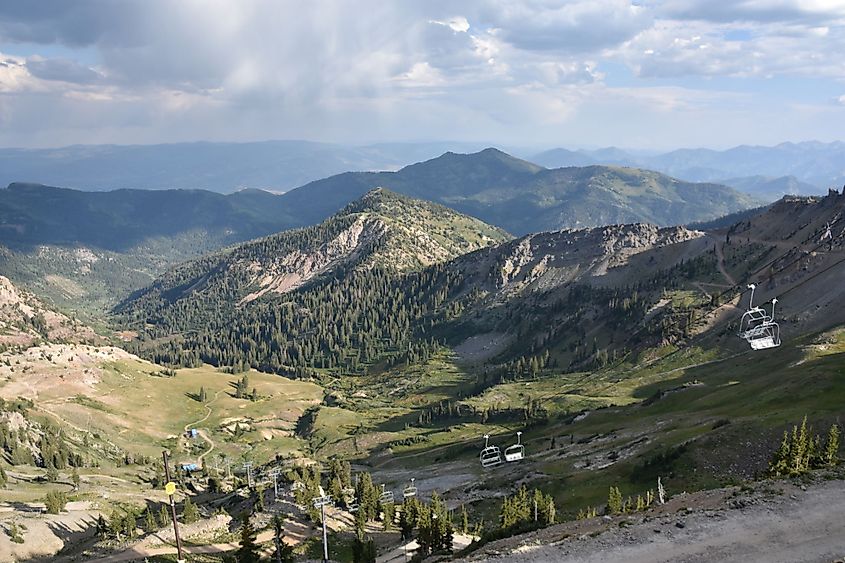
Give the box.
[223,188,514,302]
[239,215,387,303]
[457,223,703,298]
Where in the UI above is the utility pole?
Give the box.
[243,462,254,488]
[269,468,280,501]
[162,451,186,563]
[313,495,333,562]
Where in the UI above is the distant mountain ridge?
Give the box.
[532,141,845,193]
[281,148,759,235]
[0,148,757,246]
[0,140,488,194]
[0,149,756,315]
[0,182,295,251]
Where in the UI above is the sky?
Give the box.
[1,0,844,150]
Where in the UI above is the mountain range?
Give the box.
[241,148,759,236]
[0,140,487,194]
[1,139,842,197]
[532,141,845,193]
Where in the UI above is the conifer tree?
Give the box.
[96,514,109,539]
[273,514,295,563]
[182,496,200,524]
[157,505,170,528]
[825,423,841,467]
[71,466,80,490]
[143,507,157,533]
[235,512,261,563]
[607,486,623,515]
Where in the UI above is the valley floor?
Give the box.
[463,473,845,563]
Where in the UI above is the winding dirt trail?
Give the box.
[184,389,224,465]
[711,237,737,286]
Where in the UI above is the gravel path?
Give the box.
[465,477,845,563]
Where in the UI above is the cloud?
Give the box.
[476,0,652,52]
[0,1,843,149]
[26,56,103,84]
[660,0,845,25]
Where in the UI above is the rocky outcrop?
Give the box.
[456,223,703,297]
[0,276,97,348]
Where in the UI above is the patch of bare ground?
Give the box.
[461,471,845,562]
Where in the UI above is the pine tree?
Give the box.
[825,423,841,467]
[607,486,623,515]
[0,465,7,487]
[255,485,266,512]
[157,505,171,528]
[96,514,109,539]
[182,496,200,524]
[143,507,157,533]
[273,514,295,563]
[382,502,395,531]
[44,491,67,514]
[460,504,469,535]
[71,466,80,490]
[235,512,261,563]
[198,386,207,402]
[769,430,791,477]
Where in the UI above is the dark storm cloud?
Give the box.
[0,0,150,47]
[660,0,845,25]
[26,56,102,84]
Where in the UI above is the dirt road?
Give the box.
[464,476,845,563]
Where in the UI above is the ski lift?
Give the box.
[479,434,503,469]
[379,484,394,504]
[822,222,833,241]
[341,486,358,512]
[504,431,525,462]
[739,285,781,351]
[403,478,417,499]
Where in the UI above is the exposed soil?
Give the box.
[461,472,845,563]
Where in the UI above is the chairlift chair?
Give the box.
[504,431,525,462]
[738,285,770,339]
[379,484,394,504]
[348,501,359,513]
[479,434,503,469]
[739,286,781,351]
[403,478,417,499]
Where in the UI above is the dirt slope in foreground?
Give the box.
[464,473,845,563]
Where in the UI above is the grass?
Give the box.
[21,359,323,467]
[351,326,845,524]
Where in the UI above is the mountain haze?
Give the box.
[533,141,845,194]
[278,148,759,235]
[0,140,487,194]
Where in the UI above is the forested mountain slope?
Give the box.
[276,149,760,235]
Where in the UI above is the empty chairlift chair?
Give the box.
[379,484,394,504]
[342,487,359,512]
[504,431,525,462]
[480,434,503,469]
[738,285,781,350]
[403,478,417,499]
